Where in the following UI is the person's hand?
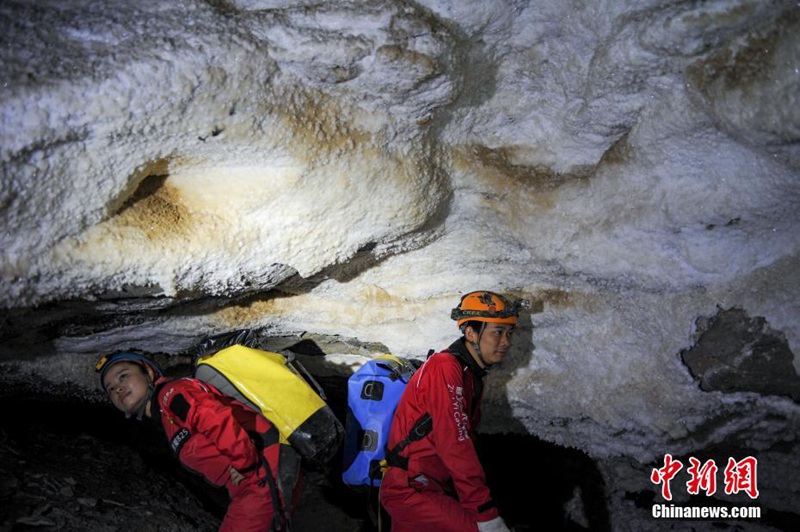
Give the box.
[477,516,510,532]
[229,466,245,486]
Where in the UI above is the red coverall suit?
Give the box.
[380,339,499,531]
[152,377,294,532]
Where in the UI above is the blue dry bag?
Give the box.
[342,354,420,487]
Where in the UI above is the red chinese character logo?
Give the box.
[686,457,718,496]
[651,454,684,501]
[723,456,759,499]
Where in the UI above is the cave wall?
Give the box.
[2,0,799,528]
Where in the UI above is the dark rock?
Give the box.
[681,307,800,402]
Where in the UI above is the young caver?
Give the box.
[96,352,301,532]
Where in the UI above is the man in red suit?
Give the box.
[381,290,528,532]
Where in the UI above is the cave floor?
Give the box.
[0,393,607,531]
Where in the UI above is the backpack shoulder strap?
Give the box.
[383,412,432,471]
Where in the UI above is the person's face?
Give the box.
[103,361,153,417]
[466,322,515,367]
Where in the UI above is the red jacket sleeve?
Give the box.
[164,380,261,474]
[425,356,498,521]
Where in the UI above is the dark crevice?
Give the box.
[117,173,169,214]
[479,433,611,531]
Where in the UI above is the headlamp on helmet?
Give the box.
[450,291,530,328]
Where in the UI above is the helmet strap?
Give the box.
[468,322,492,369]
[126,382,155,421]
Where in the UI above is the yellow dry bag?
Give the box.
[194,344,343,466]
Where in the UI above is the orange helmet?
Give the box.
[450,291,530,327]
